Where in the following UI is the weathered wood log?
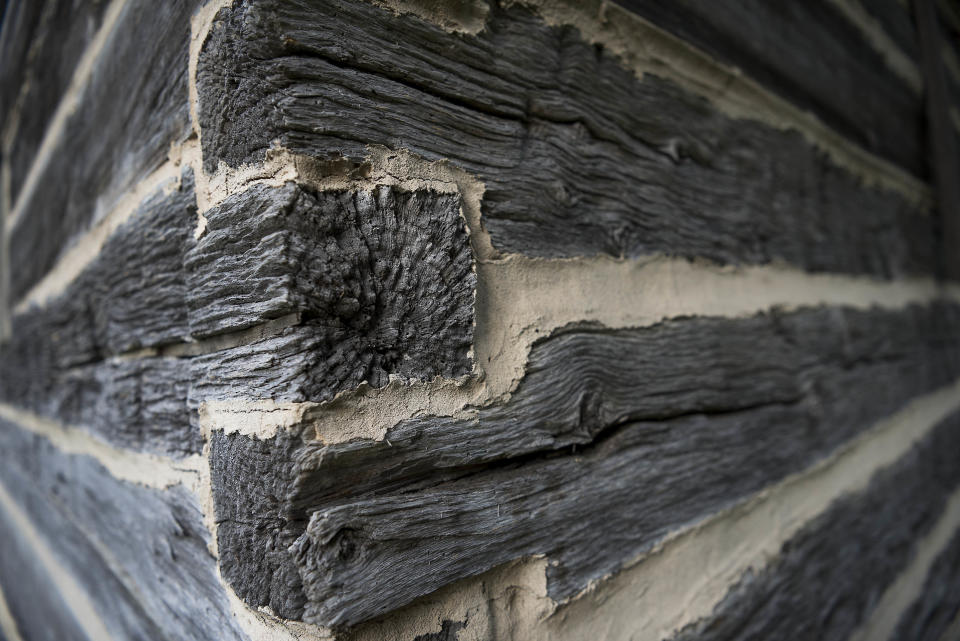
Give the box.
[0,419,249,641]
[612,0,924,174]
[210,302,960,627]
[0,171,197,457]
[7,0,200,304]
[3,0,111,203]
[197,0,934,276]
[893,529,960,641]
[0,178,474,456]
[185,184,475,373]
[667,411,960,641]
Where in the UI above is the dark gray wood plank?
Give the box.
[667,411,960,641]
[4,0,111,204]
[197,0,934,276]
[210,302,960,627]
[894,528,960,641]
[0,419,249,641]
[8,0,200,304]
[612,0,923,175]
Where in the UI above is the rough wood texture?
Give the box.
[0,171,197,457]
[210,303,960,627]
[893,528,960,641]
[612,0,924,175]
[0,419,249,641]
[185,184,475,384]
[3,0,111,203]
[0,177,473,456]
[7,0,199,304]
[668,411,960,641]
[197,0,934,276]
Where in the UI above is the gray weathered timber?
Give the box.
[4,0,111,203]
[0,171,198,457]
[612,0,924,174]
[0,177,473,456]
[185,184,476,376]
[7,356,196,457]
[0,419,250,641]
[210,303,960,627]
[0,0,46,134]
[667,412,960,641]
[197,0,934,276]
[893,529,960,641]
[0,505,89,641]
[7,0,200,304]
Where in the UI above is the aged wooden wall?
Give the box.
[1,0,960,639]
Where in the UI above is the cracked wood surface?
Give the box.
[666,411,960,641]
[197,0,934,275]
[210,303,960,627]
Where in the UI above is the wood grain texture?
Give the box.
[667,411,960,641]
[0,171,197,456]
[210,303,960,627]
[0,419,250,641]
[185,184,475,389]
[197,0,934,276]
[0,506,89,641]
[7,0,200,304]
[4,0,111,204]
[893,528,960,641]
[0,177,474,455]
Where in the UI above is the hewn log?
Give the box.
[0,420,249,641]
[0,171,197,457]
[185,184,475,379]
[0,178,474,456]
[0,0,46,132]
[7,0,200,303]
[3,0,111,203]
[197,0,934,275]
[667,411,960,641]
[612,0,923,173]
[211,303,960,627]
